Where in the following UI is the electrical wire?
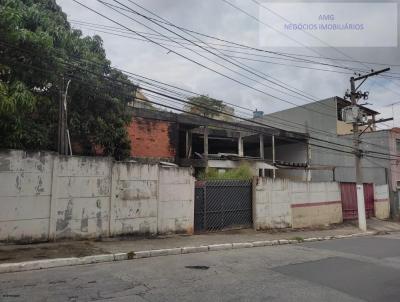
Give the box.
[1,38,394,156]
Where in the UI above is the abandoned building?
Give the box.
[126,105,308,177]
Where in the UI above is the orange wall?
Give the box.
[127,117,176,159]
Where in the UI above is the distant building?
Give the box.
[256,96,399,216]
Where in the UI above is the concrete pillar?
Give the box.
[238,133,244,157]
[259,134,264,159]
[356,184,367,231]
[272,135,276,179]
[185,130,192,158]
[306,141,311,182]
[204,126,208,159]
[48,156,59,241]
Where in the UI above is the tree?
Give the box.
[0,0,135,159]
[184,95,234,121]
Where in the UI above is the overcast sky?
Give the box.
[57,0,400,128]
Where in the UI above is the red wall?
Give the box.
[127,117,176,159]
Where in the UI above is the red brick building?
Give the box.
[127,117,177,160]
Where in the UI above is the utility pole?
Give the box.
[347,68,390,231]
[58,79,72,155]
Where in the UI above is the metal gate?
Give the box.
[363,183,375,218]
[340,182,375,220]
[194,180,253,232]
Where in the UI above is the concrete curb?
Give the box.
[0,231,377,274]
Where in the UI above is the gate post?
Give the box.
[252,176,258,230]
[203,182,207,231]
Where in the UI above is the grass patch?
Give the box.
[127,251,135,259]
[290,236,304,242]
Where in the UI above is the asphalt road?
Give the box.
[1,234,400,302]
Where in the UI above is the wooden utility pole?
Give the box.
[348,68,390,231]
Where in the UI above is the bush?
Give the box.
[198,163,253,180]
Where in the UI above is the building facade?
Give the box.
[258,96,399,216]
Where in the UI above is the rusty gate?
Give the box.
[194,180,253,232]
[340,183,375,220]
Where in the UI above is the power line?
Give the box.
[95,0,371,126]
[7,47,400,162]
[249,0,371,70]
[113,0,320,102]
[0,47,357,154]
[68,17,400,85]
[65,2,396,151]
[100,0,400,119]
[70,21,356,75]
[104,0,326,106]
[2,38,394,156]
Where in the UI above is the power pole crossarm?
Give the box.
[353,68,390,81]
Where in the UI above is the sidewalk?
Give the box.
[0,223,361,264]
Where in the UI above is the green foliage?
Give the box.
[0,0,134,158]
[198,163,253,180]
[290,236,304,242]
[184,95,235,122]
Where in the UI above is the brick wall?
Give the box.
[127,117,177,159]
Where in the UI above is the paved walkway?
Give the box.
[367,218,400,232]
[0,224,360,264]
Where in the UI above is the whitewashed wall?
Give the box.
[254,178,342,229]
[374,184,390,219]
[0,151,53,242]
[0,150,194,243]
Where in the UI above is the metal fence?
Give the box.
[194,180,253,232]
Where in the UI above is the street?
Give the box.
[1,234,400,302]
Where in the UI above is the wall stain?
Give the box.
[35,176,44,194]
[56,200,73,232]
[96,199,102,231]
[81,208,88,232]
[0,158,10,171]
[97,178,110,196]
[15,174,22,192]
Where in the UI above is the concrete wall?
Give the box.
[0,151,53,242]
[374,184,390,220]
[256,97,338,134]
[388,129,400,192]
[0,150,194,243]
[310,130,390,185]
[158,167,194,234]
[265,142,308,181]
[53,156,112,240]
[254,178,342,229]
